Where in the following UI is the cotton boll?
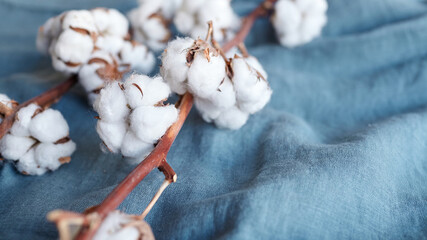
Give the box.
[54,29,94,65]
[96,120,127,153]
[139,17,170,51]
[160,37,195,94]
[29,109,70,143]
[232,57,272,114]
[36,17,59,54]
[15,149,47,176]
[93,211,142,240]
[34,140,76,171]
[214,106,249,130]
[124,75,171,108]
[0,134,36,161]
[173,10,195,34]
[10,104,40,137]
[78,63,106,93]
[120,131,154,158]
[130,105,178,143]
[119,41,155,74]
[92,8,129,38]
[62,10,97,33]
[206,77,236,109]
[51,54,82,74]
[0,94,13,108]
[93,83,129,122]
[194,97,222,123]
[197,0,234,30]
[272,0,328,47]
[244,56,268,79]
[96,36,125,55]
[187,52,226,98]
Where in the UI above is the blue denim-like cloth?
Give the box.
[1,0,427,239]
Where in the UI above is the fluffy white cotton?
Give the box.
[34,140,76,171]
[96,120,127,153]
[10,104,40,137]
[232,57,272,114]
[0,134,36,161]
[51,54,82,74]
[194,97,222,123]
[124,75,171,109]
[130,105,178,143]
[187,51,226,98]
[91,8,129,38]
[94,83,129,122]
[53,29,94,65]
[120,131,154,159]
[174,0,239,43]
[214,106,249,130]
[15,149,48,176]
[93,211,140,240]
[272,0,328,47]
[62,10,97,33]
[119,41,155,74]
[36,17,60,55]
[160,37,195,95]
[29,109,69,143]
[96,36,125,55]
[0,94,13,108]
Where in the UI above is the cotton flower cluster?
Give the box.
[161,37,272,129]
[0,100,76,175]
[93,211,154,240]
[174,0,240,43]
[94,74,177,159]
[37,9,155,102]
[271,0,328,47]
[128,0,182,51]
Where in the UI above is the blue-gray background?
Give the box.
[1,0,427,239]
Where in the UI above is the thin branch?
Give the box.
[0,75,78,139]
[222,0,278,53]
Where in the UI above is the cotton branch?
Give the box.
[0,75,78,140]
[222,0,278,53]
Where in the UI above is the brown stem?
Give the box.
[222,0,278,53]
[0,75,78,140]
[75,93,194,240]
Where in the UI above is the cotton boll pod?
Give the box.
[96,36,125,55]
[34,140,76,171]
[96,120,127,153]
[15,149,47,176]
[29,109,70,143]
[187,47,226,98]
[272,0,328,47]
[93,211,155,240]
[62,10,98,34]
[194,97,222,123]
[52,29,94,68]
[160,37,195,95]
[0,134,36,161]
[91,8,129,38]
[232,56,272,114]
[118,41,155,74]
[123,75,171,109]
[78,52,112,94]
[10,104,41,137]
[214,106,249,130]
[93,83,129,123]
[130,105,178,143]
[120,131,154,159]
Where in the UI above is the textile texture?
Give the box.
[0,0,427,239]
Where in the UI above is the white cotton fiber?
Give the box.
[0,134,36,161]
[214,106,249,130]
[15,149,47,176]
[10,104,40,137]
[124,75,171,109]
[119,41,155,74]
[96,120,127,153]
[93,211,140,240]
[29,109,69,143]
[0,94,12,108]
[272,0,328,47]
[91,8,129,38]
[187,52,226,98]
[34,140,76,171]
[96,36,125,55]
[194,97,222,123]
[51,54,82,74]
[120,131,154,158]
[54,29,94,64]
[62,10,97,33]
[130,105,178,143]
[93,83,129,122]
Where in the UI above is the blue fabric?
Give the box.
[1,0,427,239]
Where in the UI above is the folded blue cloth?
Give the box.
[0,0,426,239]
